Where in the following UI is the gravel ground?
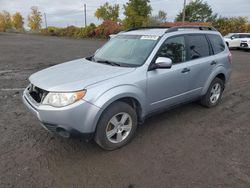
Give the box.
[0,33,250,188]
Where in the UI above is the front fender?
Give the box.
[87,85,147,131]
[85,85,147,130]
[95,85,147,112]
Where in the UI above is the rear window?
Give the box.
[186,35,210,60]
[207,34,225,54]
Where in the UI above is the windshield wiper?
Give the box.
[88,57,138,67]
[96,59,121,66]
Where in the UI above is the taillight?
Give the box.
[228,52,232,64]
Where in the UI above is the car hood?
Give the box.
[29,58,135,92]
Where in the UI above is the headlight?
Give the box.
[42,90,86,107]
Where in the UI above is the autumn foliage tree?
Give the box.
[95,2,119,22]
[3,11,12,29]
[123,0,152,29]
[0,13,6,32]
[212,16,250,35]
[0,11,13,31]
[12,12,24,31]
[94,20,123,38]
[28,6,42,31]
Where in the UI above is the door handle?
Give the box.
[181,68,190,73]
[211,61,217,65]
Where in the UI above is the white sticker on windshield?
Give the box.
[141,35,159,40]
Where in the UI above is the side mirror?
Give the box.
[154,57,172,69]
[231,36,235,40]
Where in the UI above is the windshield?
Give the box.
[93,35,159,67]
[224,33,234,38]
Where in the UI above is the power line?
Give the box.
[46,10,82,16]
[151,0,171,4]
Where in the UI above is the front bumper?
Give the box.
[22,87,101,138]
[240,42,250,49]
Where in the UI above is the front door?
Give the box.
[147,35,190,112]
[230,34,240,47]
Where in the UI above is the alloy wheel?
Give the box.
[210,83,221,104]
[105,112,132,144]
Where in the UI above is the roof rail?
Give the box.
[165,25,217,33]
[126,26,171,32]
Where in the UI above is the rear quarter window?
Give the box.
[207,34,225,54]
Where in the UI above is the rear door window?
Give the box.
[239,34,248,38]
[186,34,210,60]
[207,34,225,54]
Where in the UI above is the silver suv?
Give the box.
[23,26,232,150]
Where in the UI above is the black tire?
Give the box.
[95,101,137,150]
[200,77,224,108]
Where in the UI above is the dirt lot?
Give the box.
[0,33,250,188]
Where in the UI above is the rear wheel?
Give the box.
[95,102,137,150]
[201,78,224,108]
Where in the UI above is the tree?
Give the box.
[175,0,217,22]
[0,11,13,32]
[94,20,122,38]
[95,2,119,22]
[28,6,42,31]
[212,16,250,35]
[158,10,167,23]
[149,10,167,25]
[0,13,6,32]
[12,12,24,31]
[123,0,152,29]
[3,11,12,29]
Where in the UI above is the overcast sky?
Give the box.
[0,0,250,28]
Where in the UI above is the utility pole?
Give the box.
[84,4,87,27]
[182,0,186,24]
[44,13,48,29]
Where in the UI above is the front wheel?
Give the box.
[200,78,224,108]
[95,102,137,150]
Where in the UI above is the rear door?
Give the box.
[207,34,227,69]
[183,34,215,97]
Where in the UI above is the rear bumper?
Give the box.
[22,87,101,138]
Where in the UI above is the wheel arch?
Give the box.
[202,67,227,95]
[91,85,147,132]
[216,73,226,83]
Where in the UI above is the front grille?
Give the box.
[28,84,48,103]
